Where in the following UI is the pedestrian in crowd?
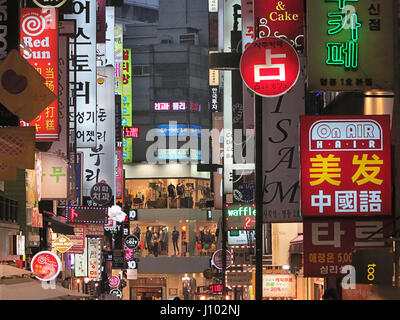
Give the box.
[172,226,180,256]
[145,227,153,255]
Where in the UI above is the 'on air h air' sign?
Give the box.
[306,0,395,91]
[300,115,391,217]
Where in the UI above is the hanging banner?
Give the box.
[254,0,304,49]
[262,56,304,222]
[20,8,58,141]
[300,115,391,217]
[114,23,123,96]
[40,152,68,199]
[74,237,88,277]
[115,145,123,199]
[67,223,86,254]
[65,0,97,148]
[303,217,393,278]
[82,67,115,198]
[306,0,395,91]
[122,48,133,164]
[87,238,101,280]
[105,6,115,66]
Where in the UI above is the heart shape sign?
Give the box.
[1,69,28,94]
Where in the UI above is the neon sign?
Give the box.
[325,1,361,70]
[226,204,256,230]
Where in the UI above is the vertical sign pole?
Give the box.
[255,93,263,300]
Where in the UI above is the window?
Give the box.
[132,65,152,76]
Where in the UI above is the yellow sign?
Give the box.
[52,235,73,253]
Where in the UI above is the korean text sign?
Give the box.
[303,217,393,277]
[306,0,395,91]
[20,8,58,141]
[300,115,391,217]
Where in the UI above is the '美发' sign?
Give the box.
[300,115,391,217]
[306,0,395,91]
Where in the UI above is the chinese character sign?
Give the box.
[20,8,59,141]
[300,115,391,217]
[303,217,393,277]
[306,0,395,91]
[240,37,300,97]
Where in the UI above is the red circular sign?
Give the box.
[211,249,232,270]
[108,275,120,288]
[30,251,61,281]
[240,37,300,97]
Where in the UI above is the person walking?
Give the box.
[172,226,180,256]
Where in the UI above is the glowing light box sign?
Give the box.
[65,206,108,224]
[226,204,256,230]
[20,8,58,141]
[124,127,139,138]
[254,0,304,49]
[300,115,391,217]
[65,0,97,148]
[306,0,395,91]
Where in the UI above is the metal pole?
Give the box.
[255,94,263,300]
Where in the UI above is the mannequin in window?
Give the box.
[172,226,180,256]
[176,181,185,208]
[167,183,176,198]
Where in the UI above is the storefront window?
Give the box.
[130,221,218,258]
[125,178,212,209]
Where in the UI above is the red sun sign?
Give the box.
[240,37,300,97]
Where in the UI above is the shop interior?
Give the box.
[129,220,218,258]
[125,178,213,209]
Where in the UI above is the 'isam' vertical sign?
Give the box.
[307,0,395,91]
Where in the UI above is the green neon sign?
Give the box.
[226,206,256,217]
[325,0,360,70]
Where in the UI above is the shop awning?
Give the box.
[289,234,303,254]
[0,278,91,300]
[43,215,74,235]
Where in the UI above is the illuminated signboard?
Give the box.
[154,102,170,111]
[156,149,201,161]
[154,101,201,111]
[122,48,133,164]
[254,0,304,49]
[226,204,256,230]
[20,8,58,141]
[65,0,97,148]
[300,115,391,217]
[158,124,201,137]
[263,274,296,298]
[303,217,393,278]
[124,127,139,138]
[172,101,186,110]
[65,206,108,224]
[240,37,300,98]
[306,0,394,91]
[209,284,223,294]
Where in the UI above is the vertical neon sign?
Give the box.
[325,0,361,70]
